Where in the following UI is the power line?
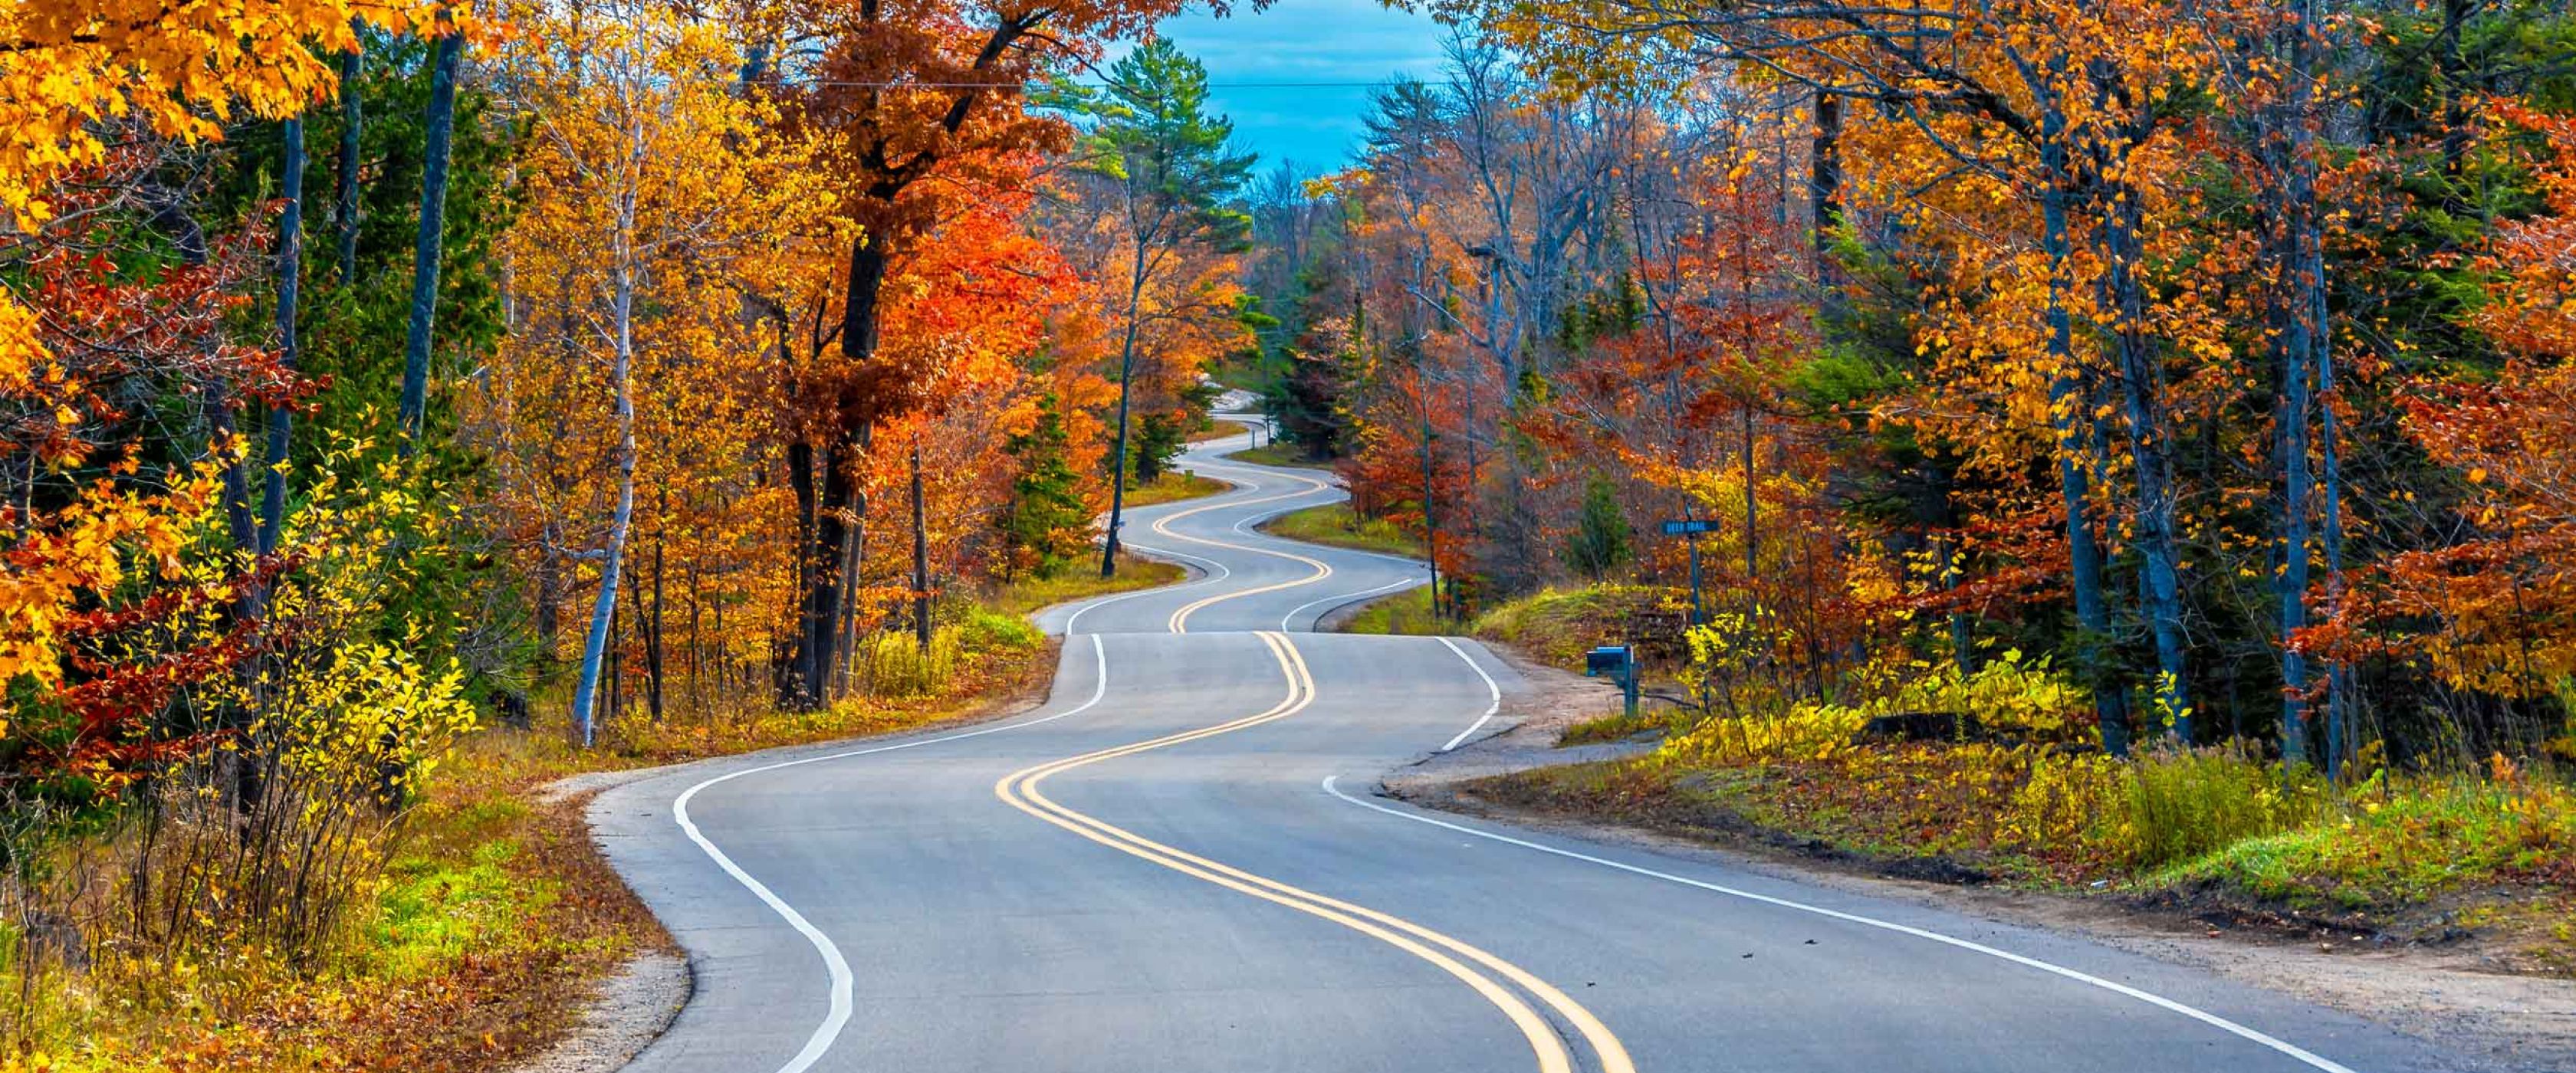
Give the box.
[774,79,1416,90]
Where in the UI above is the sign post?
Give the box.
[1661,518,1719,626]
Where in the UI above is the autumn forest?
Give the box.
[6,0,2576,1068]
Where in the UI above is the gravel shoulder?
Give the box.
[1376,650,2576,1073]
[508,952,690,1073]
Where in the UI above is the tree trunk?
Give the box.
[333,41,362,287]
[2270,7,2324,765]
[570,195,639,748]
[1100,251,1148,578]
[1809,90,1842,268]
[647,517,666,722]
[398,27,464,445]
[261,116,304,558]
[2103,184,2193,740]
[783,233,889,709]
[2042,111,2129,756]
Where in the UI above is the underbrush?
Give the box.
[1260,502,1423,559]
[2,588,1095,1071]
[1501,717,2574,949]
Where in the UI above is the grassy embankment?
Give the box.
[1385,583,2576,970]
[1224,441,1332,469]
[8,558,1184,1073]
[1260,501,1421,559]
[1119,469,1230,507]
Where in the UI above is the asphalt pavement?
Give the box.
[588,420,2484,1073]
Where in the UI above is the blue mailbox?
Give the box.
[1585,645,1638,721]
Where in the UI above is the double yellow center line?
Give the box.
[1145,467,1337,634]
[995,632,1635,1073]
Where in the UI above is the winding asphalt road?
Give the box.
[590,422,2487,1073]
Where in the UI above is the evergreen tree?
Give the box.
[1001,395,1094,579]
[1561,474,1634,581]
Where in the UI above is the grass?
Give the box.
[1119,469,1230,507]
[1188,418,1254,443]
[1472,585,1690,674]
[1558,707,1693,746]
[1224,441,1333,469]
[1477,729,2576,963]
[1340,586,1451,635]
[1260,502,1423,559]
[984,553,1187,618]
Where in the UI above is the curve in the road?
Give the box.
[998,631,1634,1073]
[665,635,1115,1073]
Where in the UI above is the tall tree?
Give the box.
[766,0,1218,707]
[398,15,466,443]
[1074,38,1255,576]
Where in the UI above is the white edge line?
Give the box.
[1060,543,1230,635]
[1317,776,2361,1073]
[1435,637,1503,751]
[671,635,1113,1073]
[1279,576,1424,633]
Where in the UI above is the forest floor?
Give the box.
[13,559,1182,1073]
[1362,593,2576,1072]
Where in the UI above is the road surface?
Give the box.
[589,422,2483,1073]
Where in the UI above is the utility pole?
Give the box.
[912,438,932,651]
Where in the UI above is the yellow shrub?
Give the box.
[1662,701,1869,766]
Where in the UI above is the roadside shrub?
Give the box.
[854,627,963,697]
[1661,701,1867,766]
[2113,749,2326,869]
[1881,650,2088,741]
[2004,753,2131,852]
[958,607,1042,653]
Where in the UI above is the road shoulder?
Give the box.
[1378,653,2576,1073]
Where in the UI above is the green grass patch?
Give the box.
[2154,773,2576,908]
[1121,470,1230,507]
[986,554,1187,618]
[370,837,554,980]
[1339,586,1451,635]
[1224,441,1333,468]
[1261,501,1423,559]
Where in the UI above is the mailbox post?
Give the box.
[1585,645,1638,723]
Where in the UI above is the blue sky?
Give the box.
[1145,0,1451,175]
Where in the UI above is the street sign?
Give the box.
[1661,519,1717,625]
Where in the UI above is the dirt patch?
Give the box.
[1378,644,1648,782]
[508,952,689,1073]
[1383,674,2576,1073]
